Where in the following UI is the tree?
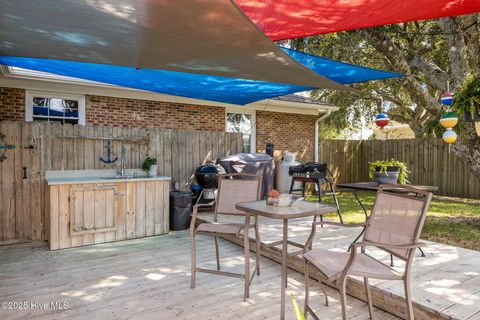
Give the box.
[286,14,480,178]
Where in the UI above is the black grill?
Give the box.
[288,162,327,176]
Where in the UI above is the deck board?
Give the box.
[1,212,478,320]
[0,232,395,320]
[197,213,480,320]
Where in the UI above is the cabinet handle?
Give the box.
[116,192,125,197]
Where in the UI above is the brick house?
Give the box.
[0,65,337,162]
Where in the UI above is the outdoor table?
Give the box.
[336,182,438,264]
[236,200,337,320]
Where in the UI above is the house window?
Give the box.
[25,91,86,125]
[226,109,256,153]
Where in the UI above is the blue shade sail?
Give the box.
[281,47,404,84]
[0,56,313,105]
[0,49,404,105]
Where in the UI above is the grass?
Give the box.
[307,191,480,251]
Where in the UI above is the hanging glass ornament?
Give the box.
[439,111,458,128]
[440,92,454,106]
[375,113,390,128]
[442,128,457,144]
[440,80,454,106]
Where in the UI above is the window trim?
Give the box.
[25,90,86,125]
[225,108,256,153]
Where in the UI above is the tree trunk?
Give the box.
[452,123,480,180]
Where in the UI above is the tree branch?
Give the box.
[406,55,448,90]
[360,28,440,113]
[369,88,404,105]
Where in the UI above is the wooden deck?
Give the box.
[196,213,480,320]
[0,233,398,320]
[1,215,479,320]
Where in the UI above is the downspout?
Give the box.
[314,110,331,162]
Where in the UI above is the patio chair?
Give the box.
[190,173,262,301]
[302,185,432,320]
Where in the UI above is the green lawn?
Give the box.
[308,191,480,251]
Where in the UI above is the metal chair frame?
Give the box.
[190,173,262,301]
[303,185,433,320]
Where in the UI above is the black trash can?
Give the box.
[170,191,193,231]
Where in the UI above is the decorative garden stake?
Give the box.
[0,132,16,162]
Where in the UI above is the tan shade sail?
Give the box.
[0,0,352,91]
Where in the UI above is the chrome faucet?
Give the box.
[117,146,127,177]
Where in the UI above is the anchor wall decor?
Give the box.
[99,141,118,164]
[0,132,16,162]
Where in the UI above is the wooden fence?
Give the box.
[0,121,242,243]
[318,139,480,199]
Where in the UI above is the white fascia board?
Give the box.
[0,69,337,115]
[247,99,338,115]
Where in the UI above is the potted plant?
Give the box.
[368,159,409,185]
[142,156,158,177]
[454,75,480,122]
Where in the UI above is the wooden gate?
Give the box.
[0,121,242,244]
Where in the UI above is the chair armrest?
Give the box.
[315,221,366,228]
[351,241,426,250]
[339,241,426,279]
[190,201,216,232]
[193,201,216,210]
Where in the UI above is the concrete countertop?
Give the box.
[45,169,171,185]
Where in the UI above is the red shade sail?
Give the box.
[235,0,480,41]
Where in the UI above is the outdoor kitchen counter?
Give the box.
[45,169,171,250]
[45,169,171,185]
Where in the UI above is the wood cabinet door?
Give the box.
[69,185,119,238]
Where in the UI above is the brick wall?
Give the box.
[256,110,316,162]
[0,87,25,121]
[0,88,225,131]
[0,87,316,161]
[86,95,225,131]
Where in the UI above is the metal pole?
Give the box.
[280,219,288,320]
